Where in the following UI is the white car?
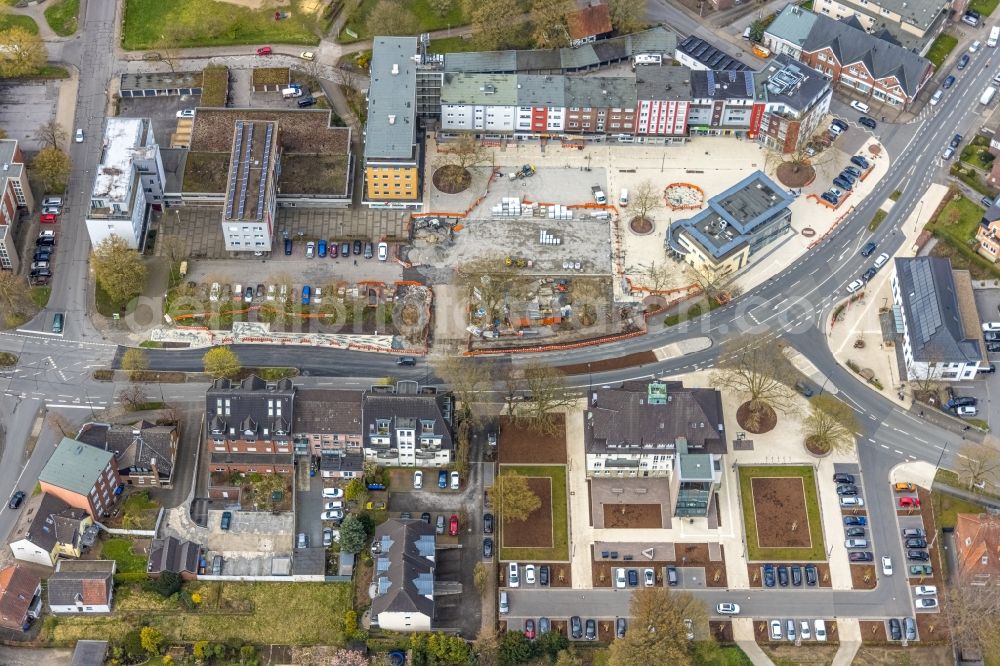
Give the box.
[299,51,315,60]
[957,405,979,417]
[266,284,276,301]
[322,487,344,499]
[830,186,844,198]
[846,279,864,294]
[323,501,343,511]
[644,568,655,587]
[971,40,982,53]
[800,620,811,641]
[413,470,423,489]
[840,496,864,507]
[306,241,315,258]
[814,619,827,641]
[209,282,221,302]
[508,562,519,588]
[525,564,536,585]
[769,620,782,641]
[850,100,870,113]
[615,568,626,589]
[916,598,938,609]
[314,287,323,305]
[176,109,195,118]
[450,471,460,490]
[378,241,388,261]
[914,585,937,596]
[881,556,893,575]
[930,90,943,106]
[716,603,740,615]
[321,509,343,521]
[74,128,84,143]
[983,322,1000,332]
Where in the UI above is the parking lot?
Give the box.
[0,81,61,151]
[120,94,201,147]
[163,508,295,577]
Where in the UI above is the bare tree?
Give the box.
[33,119,66,151]
[430,355,496,422]
[957,441,1000,491]
[803,394,859,454]
[710,335,797,430]
[117,384,149,411]
[455,254,532,329]
[630,180,663,223]
[333,67,367,132]
[947,585,1000,659]
[683,260,728,303]
[505,362,574,434]
[631,261,677,293]
[436,135,492,191]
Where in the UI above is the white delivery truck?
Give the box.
[990,26,1000,47]
[982,86,997,105]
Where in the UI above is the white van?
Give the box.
[508,562,519,587]
[282,87,303,99]
[814,619,827,641]
[499,591,509,614]
[989,26,999,47]
[619,189,629,207]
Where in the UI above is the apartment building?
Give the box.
[370,518,436,632]
[955,513,1000,585]
[0,139,33,272]
[634,66,693,138]
[812,0,949,41]
[362,382,454,468]
[220,120,280,253]
[977,202,1000,262]
[890,257,985,381]
[76,420,178,487]
[38,439,122,520]
[753,54,834,153]
[364,37,422,208]
[666,171,795,279]
[85,118,165,249]
[291,388,363,456]
[206,376,295,476]
[764,6,932,107]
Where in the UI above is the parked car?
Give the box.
[318,239,327,257]
[627,569,639,587]
[894,482,917,492]
[321,510,344,521]
[525,564,536,585]
[904,617,916,640]
[910,564,933,575]
[905,538,928,549]
[851,155,870,170]
[296,533,308,549]
[916,598,938,609]
[616,617,627,639]
[364,242,374,259]
[539,565,549,586]
[804,564,817,586]
[306,241,315,258]
[833,176,854,191]
[902,528,925,538]
[299,51,315,60]
[846,527,866,538]
[833,472,856,484]
[821,192,839,205]
[615,567,627,589]
[951,134,964,149]
[837,484,859,495]
[421,512,431,524]
[7,491,24,510]
[585,619,597,640]
[763,563,775,587]
[570,616,583,639]
[323,528,335,547]
[849,552,874,562]
[449,514,459,536]
[524,619,536,640]
[831,118,848,131]
[220,511,232,530]
[644,568,655,587]
[858,116,877,129]
[769,620,782,641]
[450,471,460,490]
[177,109,195,118]
[323,487,344,499]
[840,495,864,507]
[862,268,877,282]
[301,285,311,305]
[353,240,363,255]
[845,538,869,549]
[795,381,814,397]
[436,514,445,535]
[329,241,338,258]
[889,618,902,641]
[484,513,494,534]
[438,470,448,488]
[958,53,971,69]
[539,617,550,634]
[777,565,789,586]
[943,75,956,89]
[899,496,920,508]
[957,405,979,417]
[378,242,389,261]
[256,46,273,55]
[790,565,802,586]
[844,516,867,526]
[340,241,350,257]
[908,550,930,561]
[716,603,741,615]
[413,470,423,489]
[75,128,84,142]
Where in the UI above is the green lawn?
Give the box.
[738,465,826,561]
[498,464,569,562]
[950,161,998,198]
[931,489,987,530]
[926,193,1000,280]
[935,468,1000,499]
[44,0,79,36]
[925,32,958,68]
[960,135,995,171]
[99,538,148,573]
[30,286,50,309]
[970,0,1000,17]
[40,581,352,646]
[122,0,322,50]
[0,14,39,34]
[340,0,465,42]
[868,209,887,232]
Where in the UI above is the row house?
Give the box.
[362,382,454,468]
[76,420,178,487]
[206,376,295,476]
[0,139,34,271]
[812,0,950,41]
[764,5,932,108]
[292,388,363,456]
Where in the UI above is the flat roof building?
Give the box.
[220,120,280,253]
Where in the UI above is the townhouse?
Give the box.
[370,518,437,632]
[76,420,178,487]
[206,376,295,477]
[362,382,454,468]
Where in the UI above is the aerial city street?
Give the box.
[0,0,999,663]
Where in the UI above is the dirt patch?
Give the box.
[750,477,811,548]
[501,477,552,549]
[805,434,832,456]
[705,562,727,587]
[853,646,952,665]
[776,161,816,188]
[497,414,567,464]
[672,543,710,564]
[354,556,373,610]
[602,503,663,529]
[432,165,472,194]
[556,351,657,375]
[762,644,839,664]
[710,621,732,643]
[860,620,887,643]
[629,216,653,234]
[916,612,949,643]
[851,564,877,590]
[549,564,572,587]
[737,400,778,433]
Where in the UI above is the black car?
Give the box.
[284,238,292,255]
[484,512,494,534]
[951,134,963,149]
[844,165,862,178]
[846,527,866,537]
[950,396,978,408]
[833,176,854,191]
[851,155,870,170]
[862,267,877,282]
[958,54,971,70]
[297,96,316,108]
[905,538,928,549]
[763,564,775,587]
[943,75,956,89]
[539,565,549,586]
[585,619,597,640]
[570,616,583,639]
[483,538,493,559]
[859,116,877,129]
[627,569,639,587]
[353,240,363,255]
[33,250,51,262]
[907,550,930,561]
[795,381,814,397]
[989,343,1000,353]
[7,491,24,510]
[421,512,431,524]
[849,552,874,562]
[837,484,859,496]
[861,242,877,257]
[364,242,374,259]
[791,565,802,586]
[221,511,232,530]
[804,564,817,586]
[981,364,997,373]
[616,617,627,639]
[985,331,1000,342]
[889,618,902,641]
[832,118,849,131]
[833,472,856,484]
[777,565,789,586]
[821,192,839,205]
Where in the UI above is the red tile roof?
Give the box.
[0,565,39,631]
[955,513,1000,581]
[567,3,613,40]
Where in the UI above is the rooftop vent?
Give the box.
[388,115,396,125]
[392,63,399,75]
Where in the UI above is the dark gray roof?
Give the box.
[365,37,418,161]
[71,640,109,666]
[690,70,755,100]
[206,376,295,442]
[753,53,831,113]
[894,257,983,364]
[983,200,1000,226]
[371,519,436,619]
[147,536,201,576]
[362,385,454,452]
[563,76,637,108]
[676,35,750,71]
[319,451,364,472]
[77,420,176,481]
[210,451,293,466]
[292,389,363,436]
[636,66,693,102]
[17,493,88,553]
[585,381,727,454]
[48,560,115,608]
[766,5,931,97]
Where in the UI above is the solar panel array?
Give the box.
[704,71,752,98]
[236,123,255,221]
[908,261,942,345]
[256,124,274,221]
[224,121,245,219]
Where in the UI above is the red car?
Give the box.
[256,46,272,56]
[899,496,920,508]
[449,515,459,536]
[40,213,57,223]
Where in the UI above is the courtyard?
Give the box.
[739,465,826,561]
[589,478,672,530]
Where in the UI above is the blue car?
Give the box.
[958,54,970,70]
[284,238,292,255]
[763,564,776,587]
[943,75,956,89]
[318,239,327,257]
[843,516,868,526]
[302,285,311,305]
[838,170,857,184]
[833,177,853,191]
[221,511,232,530]
[438,470,448,488]
[851,155,870,170]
